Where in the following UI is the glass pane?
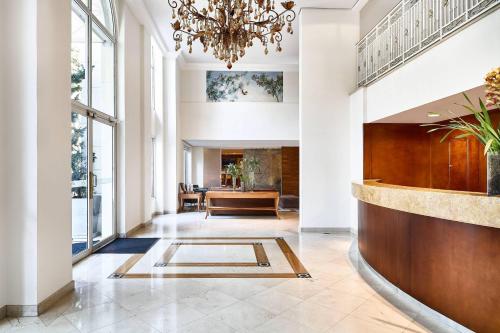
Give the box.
[91,23,114,116]
[71,112,88,256]
[92,121,114,244]
[92,0,113,32]
[71,5,88,104]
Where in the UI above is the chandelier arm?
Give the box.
[179,1,224,29]
[167,0,179,9]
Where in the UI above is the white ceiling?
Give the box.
[141,0,360,65]
[185,139,299,148]
[373,86,489,123]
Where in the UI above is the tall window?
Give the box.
[71,0,116,260]
[72,0,115,115]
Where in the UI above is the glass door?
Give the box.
[71,111,116,261]
[91,120,114,245]
[71,112,89,257]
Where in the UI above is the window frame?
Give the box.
[71,0,117,264]
[73,0,117,120]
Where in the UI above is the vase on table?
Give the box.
[248,171,255,191]
[241,181,246,192]
[232,177,237,191]
[487,152,500,196]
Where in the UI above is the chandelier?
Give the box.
[168,0,296,69]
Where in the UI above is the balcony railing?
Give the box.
[357,0,499,87]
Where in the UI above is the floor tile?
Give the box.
[178,289,239,314]
[245,289,302,315]
[6,316,79,333]
[135,302,205,332]
[177,317,237,333]
[350,299,417,332]
[90,316,160,333]
[207,301,276,331]
[306,288,366,314]
[63,302,133,333]
[253,316,318,333]
[279,300,348,331]
[327,314,403,333]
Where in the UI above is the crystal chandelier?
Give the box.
[168,0,296,69]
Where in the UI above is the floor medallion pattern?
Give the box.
[109,237,311,279]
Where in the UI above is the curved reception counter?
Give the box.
[352,180,500,333]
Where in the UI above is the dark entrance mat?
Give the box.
[95,238,160,254]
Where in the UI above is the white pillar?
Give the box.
[0,0,73,313]
[349,88,366,234]
[299,9,359,232]
[117,5,146,234]
[163,54,182,213]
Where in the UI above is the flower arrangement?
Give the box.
[485,67,500,107]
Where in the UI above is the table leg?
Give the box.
[205,198,209,219]
[275,197,280,219]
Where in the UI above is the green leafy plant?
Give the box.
[71,48,86,101]
[225,163,241,178]
[239,156,261,190]
[240,156,261,173]
[422,93,500,155]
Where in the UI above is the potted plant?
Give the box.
[240,156,261,191]
[423,68,500,196]
[225,163,241,191]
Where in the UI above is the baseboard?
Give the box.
[300,227,352,234]
[4,280,75,317]
[6,305,38,317]
[124,220,153,237]
[38,280,75,314]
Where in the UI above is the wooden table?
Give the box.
[205,191,280,219]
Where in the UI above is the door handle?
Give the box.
[89,172,94,199]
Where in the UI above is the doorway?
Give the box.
[71,109,116,262]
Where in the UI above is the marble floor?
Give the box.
[0,212,463,333]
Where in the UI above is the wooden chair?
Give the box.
[178,183,202,212]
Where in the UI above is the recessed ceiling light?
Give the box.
[427,112,440,118]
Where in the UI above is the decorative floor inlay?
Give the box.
[108,237,311,279]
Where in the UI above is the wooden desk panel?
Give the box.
[358,202,500,333]
[205,191,280,219]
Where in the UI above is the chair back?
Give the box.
[179,183,187,194]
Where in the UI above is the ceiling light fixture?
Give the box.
[427,112,440,118]
[168,0,296,69]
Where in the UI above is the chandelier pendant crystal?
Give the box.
[168,0,296,69]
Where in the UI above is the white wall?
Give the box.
[300,9,359,231]
[359,0,399,37]
[0,0,72,309]
[180,69,299,141]
[365,9,500,122]
[191,147,204,186]
[349,88,366,234]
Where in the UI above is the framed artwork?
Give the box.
[206,71,283,102]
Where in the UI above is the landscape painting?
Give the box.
[206,71,283,102]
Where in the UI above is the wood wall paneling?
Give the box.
[358,202,500,333]
[281,147,299,196]
[363,110,500,192]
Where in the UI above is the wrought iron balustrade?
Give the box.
[356,0,499,87]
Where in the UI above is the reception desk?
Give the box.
[352,180,500,333]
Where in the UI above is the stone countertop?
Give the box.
[352,180,500,229]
